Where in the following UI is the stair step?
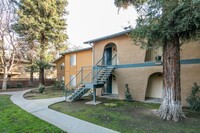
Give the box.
[97,75,109,77]
[97,80,107,82]
[97,82,105,85]
[67,87,91,102]
[99,72,112,74]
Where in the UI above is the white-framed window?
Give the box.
[70,54,76,66]
[61,76,65,81]
[70,75,76,87]
[60,63,65,70]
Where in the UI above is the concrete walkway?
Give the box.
[0,89,119,133]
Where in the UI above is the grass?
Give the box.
[0,95,66,133]
[24,87,64,100]
[50,97,200,133]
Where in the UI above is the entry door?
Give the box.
[103,47,112,66]
[106,76,112,94]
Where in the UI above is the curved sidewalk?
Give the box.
[0,90,119,133]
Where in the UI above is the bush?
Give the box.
[16,83,23,88]
[6,84,10,89]
[53,81,65,90]
[186,83,200,112]
[38,84,45,93]
[125,84,133,102]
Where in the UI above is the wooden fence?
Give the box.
[0,78,55,89]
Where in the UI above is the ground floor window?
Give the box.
[70,75,76,87]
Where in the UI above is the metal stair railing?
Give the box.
[64,57,103,100]
[64,54,117,101]
[91,54,117,84]
[64,66,92,100]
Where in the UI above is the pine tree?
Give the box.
[115,0,200,122]
[13,0,68,85]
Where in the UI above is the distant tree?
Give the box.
[18,40,37,86]
[0,0,20,90]
[13,0,68,85]
[115,0,200,122]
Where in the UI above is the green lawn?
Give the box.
[0,95,66,133]
[24,87,64,100]
[50,97,200,133]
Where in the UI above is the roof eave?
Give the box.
[84,30,131,44]
[60,47,92,55]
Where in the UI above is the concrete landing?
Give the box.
[85,100,102,105]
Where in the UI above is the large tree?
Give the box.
[115,0,200,122]
[13,0,68,85]
[0,0,20,90]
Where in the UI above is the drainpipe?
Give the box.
[89,43,96,103]
[88,43,94,67]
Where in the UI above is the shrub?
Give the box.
[186,83,200,112]
[125,84,133,102]
[6,84,10,89]
[16,83,23,88]
[38,84,45,93]
[53,81,65,90]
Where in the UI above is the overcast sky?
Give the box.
[67,0,137,47]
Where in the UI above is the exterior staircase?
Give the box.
[65,65,115,102]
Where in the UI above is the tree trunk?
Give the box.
[156,36,185,122]
[39,67,45,85]
[39,34,46,86]
[29,65,34,87]
[2,67,8,90]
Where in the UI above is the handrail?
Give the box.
[96,57,103,66]
[65,69,82,89]
[65,57,103,89]
[92,54,117,83]
[92,66,105,83]
[83,57,104,84]
[64,54,117,99]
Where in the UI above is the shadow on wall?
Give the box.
[145,72,163,102]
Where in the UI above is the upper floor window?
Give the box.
[60,63,65,70]
[145,48,162,62]
[70,75,76,87]
[70,54,76,66]
[61,76,65,81]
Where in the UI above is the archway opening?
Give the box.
[145,72,163,103]
[101,43,118,97]
[102,43,117,66]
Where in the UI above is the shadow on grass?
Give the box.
[50,97,200,133]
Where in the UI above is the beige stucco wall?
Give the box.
[93,34,200,106]
[64,49,92,86]
[55,57,65,81]
[180,41,200,59]
[181,64,200,105]
[93,35,146,65]
[110,64,199,106]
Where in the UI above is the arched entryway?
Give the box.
[102,43,118,95]
[145,72,163,102]
[102,43,117,66]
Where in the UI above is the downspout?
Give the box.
[89,42,96,103]
[88,43,94,66]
